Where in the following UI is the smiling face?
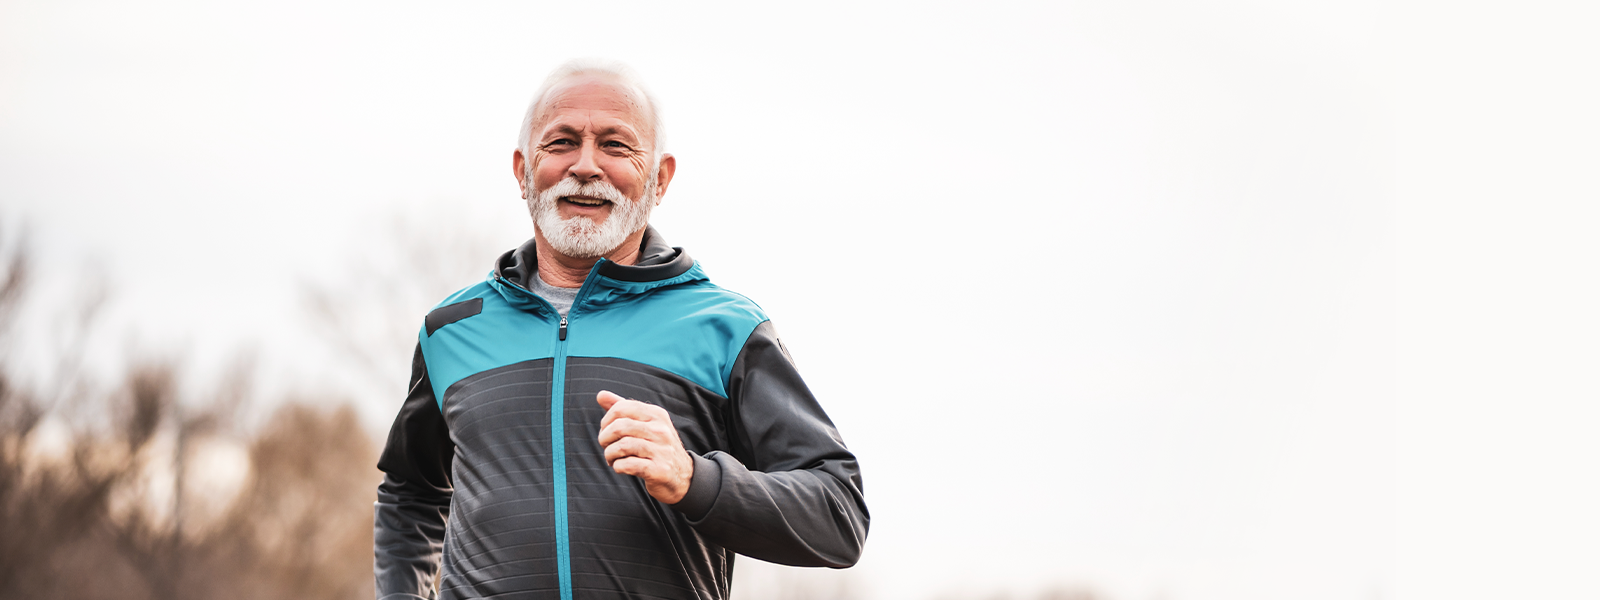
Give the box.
[514,76,672,260]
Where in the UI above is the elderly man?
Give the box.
[373,59,869,600]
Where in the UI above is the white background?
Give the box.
[2,1,1595,599]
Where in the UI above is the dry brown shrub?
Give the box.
[0,222,379,599]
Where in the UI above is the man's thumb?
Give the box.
[596,390,625,409]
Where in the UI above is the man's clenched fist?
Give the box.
[595,390,694,505]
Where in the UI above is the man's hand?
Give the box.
[596,390,694,505]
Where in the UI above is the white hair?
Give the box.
[517,58,666,163]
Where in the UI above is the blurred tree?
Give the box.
[300,208,512,421]
[0,220,378,599]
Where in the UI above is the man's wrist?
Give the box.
[669,452,722,521]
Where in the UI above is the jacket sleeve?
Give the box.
[374,344,455,600]
[670,320,870,567]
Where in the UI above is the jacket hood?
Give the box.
[490,226,705,311]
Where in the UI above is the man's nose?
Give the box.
[569,142,604,180]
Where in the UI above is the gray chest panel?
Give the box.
[437,357,735,600]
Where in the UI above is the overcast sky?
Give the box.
[3,1,1597,599]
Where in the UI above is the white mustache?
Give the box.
[537,178,633,205]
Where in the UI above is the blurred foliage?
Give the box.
[0,223,376,599]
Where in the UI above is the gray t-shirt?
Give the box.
[530,273,579,317]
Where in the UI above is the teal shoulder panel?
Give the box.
[565,280,767,398]
[431,276,495,310]
[419,283,558,406]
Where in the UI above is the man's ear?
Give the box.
[512,149,528,191]
[653,154,677,204]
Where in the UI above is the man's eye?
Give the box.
[603,141,629,149]
[546,139,575,148]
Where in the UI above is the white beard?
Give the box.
[524,170,656,259]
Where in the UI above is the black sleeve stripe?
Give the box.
[377,345,455,492]
[426,297,483,336]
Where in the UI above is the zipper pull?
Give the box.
[559,315,568,341]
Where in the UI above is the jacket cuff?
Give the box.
[671,451,722,521]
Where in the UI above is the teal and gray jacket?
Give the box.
[374,228,869,600]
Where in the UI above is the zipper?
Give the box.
[499,266,601,600]
[552,311,572,600]
[550,269,599,600]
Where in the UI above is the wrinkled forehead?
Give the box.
[533,76,654,139]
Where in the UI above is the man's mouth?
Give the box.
[562,196,611,207]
